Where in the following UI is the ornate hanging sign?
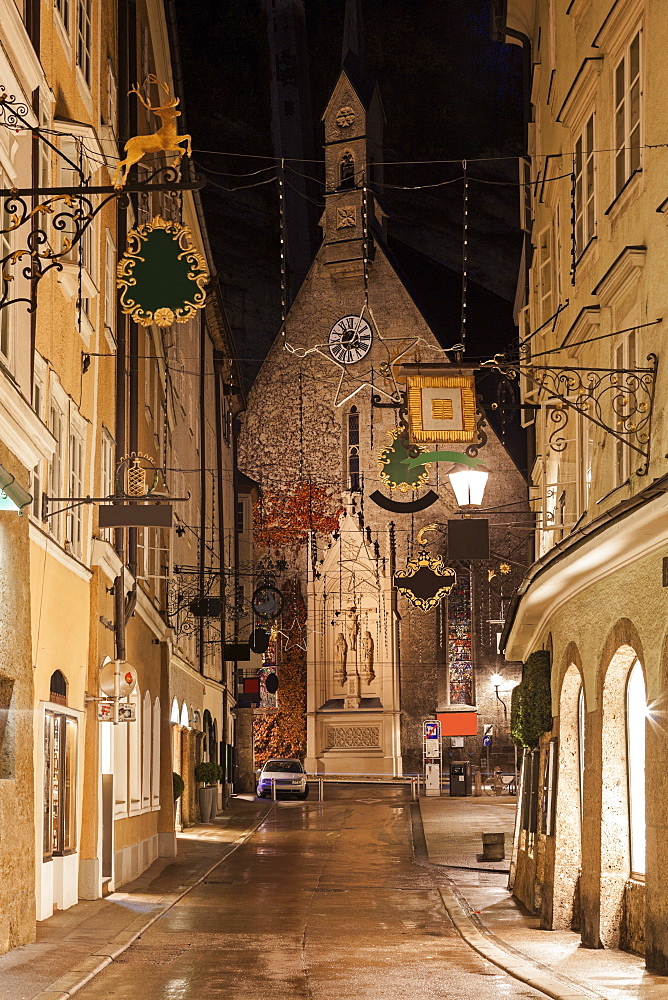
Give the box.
[406,372,477,444]
[117,214,208,327]
[378,427,431,492]
[394,525,456,611]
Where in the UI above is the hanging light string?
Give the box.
[278,158,287,344]
[459,160,469,356]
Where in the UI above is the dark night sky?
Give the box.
[175,0,525,387]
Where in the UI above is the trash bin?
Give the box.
[450,760,472,796]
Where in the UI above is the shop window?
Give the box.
[626,659,646,877]
[43,712,77,859]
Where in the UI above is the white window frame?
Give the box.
[103,230,116,349]
[67,419,85,559]
[99,427,115,543]
[613,329,637,485]
[574,111,596,258]
[537,223,555,324]
[613,28,642,198]
[55,0,71,40]
[49,391,67,544]
[76,0,92,89]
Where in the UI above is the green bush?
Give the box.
[194,761,223,785]
[510,650,553,749]
[173,771,185,801]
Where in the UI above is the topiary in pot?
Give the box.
[194,760,222,785]
[173,771,185,801]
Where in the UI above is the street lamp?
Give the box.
[490,672,507,719]
[448,463,489,508]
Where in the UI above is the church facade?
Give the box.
[239,32,528,778]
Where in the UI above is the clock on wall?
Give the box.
[328,315,373,365]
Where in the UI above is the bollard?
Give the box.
[473,771,482,796]
[318,776,324,801]
[272,777,277,801]
[481,832,505,861]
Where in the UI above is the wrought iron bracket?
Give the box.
[490,356,658,476]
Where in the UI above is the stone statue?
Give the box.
[361,631,375,684]
[347,607,359,652]
[334,632,348,685]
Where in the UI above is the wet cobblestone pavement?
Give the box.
[75,784,543,1000]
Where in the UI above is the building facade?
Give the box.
[498,0,668,970]
[0,0,242,951]
[239,18,529,780]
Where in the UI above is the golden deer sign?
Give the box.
[112,76,192,188]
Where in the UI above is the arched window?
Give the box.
[203,710,213,761]
[578,685,585,820]
[142,690,151,809]
[626,660,646,876]
[339,151,355,189]
[170,697,179,724]
[128,688,141,814]
[152,697,160,807]
[347,406,360,492]
[180,702,189,728]
[49,670,67,705]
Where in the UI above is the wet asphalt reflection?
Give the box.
[78,784,543,999]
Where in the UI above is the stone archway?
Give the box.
[599,641,640,947]
[645,630,668,972]
[551,655,584,930]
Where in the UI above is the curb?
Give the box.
[410,803,608,1000]
[32,804,274,1000]
[437,887,604,1000]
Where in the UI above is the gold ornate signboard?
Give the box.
[406,373,477,444]
[117,215,208,327]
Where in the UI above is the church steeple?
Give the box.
[320,0,384,279]
[342,0,365,66]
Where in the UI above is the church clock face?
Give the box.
[328,315,373,365]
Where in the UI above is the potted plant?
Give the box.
[194,761,222,823]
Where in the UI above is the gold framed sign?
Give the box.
[406,374,477,444]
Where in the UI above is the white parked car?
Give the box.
[257,758,309,799]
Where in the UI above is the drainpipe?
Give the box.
[198,309,207,676]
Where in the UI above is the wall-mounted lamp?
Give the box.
[448,463,489,508]
[490,672,507,719]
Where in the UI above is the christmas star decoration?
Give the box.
[284,337,420,408]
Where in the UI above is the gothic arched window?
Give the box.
[340,151,355,189]
[347,406,360,492]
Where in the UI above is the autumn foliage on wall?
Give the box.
[253,480,342,550]
[253,577,307,765]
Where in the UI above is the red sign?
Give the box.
[437,711,478,737]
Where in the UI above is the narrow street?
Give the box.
[75,785,540,1000]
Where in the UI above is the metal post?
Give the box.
[318,777,324,801]
[272,778,277,801]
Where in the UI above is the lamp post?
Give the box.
[448,463,489,508]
